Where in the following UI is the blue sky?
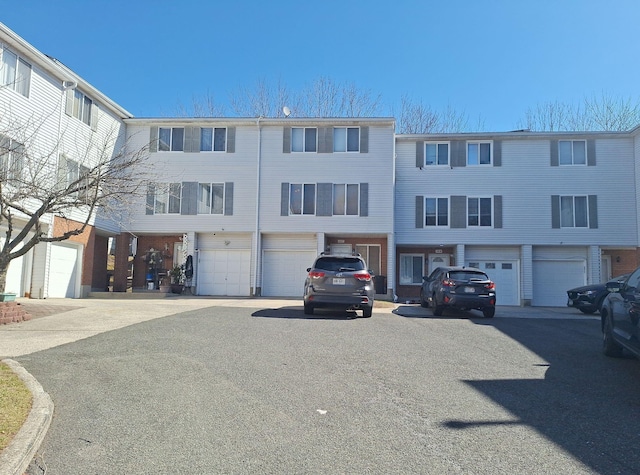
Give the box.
[2,0,639,131]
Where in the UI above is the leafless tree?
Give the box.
[174,89,226,117]
[396,95,478,134]
[0,114,151,293]
[517,93,640,131]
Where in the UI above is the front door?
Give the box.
[428,254,450,275]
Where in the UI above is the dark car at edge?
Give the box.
[420,266,496,318]
[566,274,629,314]
[600,268,640,359]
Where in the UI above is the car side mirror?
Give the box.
[606,284,621,293]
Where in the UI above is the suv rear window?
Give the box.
[314,257,365,272]
[448,271,489,282]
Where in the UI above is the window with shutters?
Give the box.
[467,141,492,165]
[559,140,586,165]
[1,47,31,97]
[561,195,589,227]
[200,128,227,152]
[425,142,449,166]
[0,134,25,183]
[70,90,93,126]
[333,127,359,152]
[333,184,359,215]
[291,127,317,152]
[147,183,182,214]
[425,197,449,226]
[158,128,184,152]
[468,197,492,227]
[197,183,225,214]
[290,183,316,215]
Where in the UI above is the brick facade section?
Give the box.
[0,301,31,325]
[603,249,640,277]
[129,235,183,289]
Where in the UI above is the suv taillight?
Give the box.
[309,271,325,279]
[485,281,495,290]
[354,272,372,282]
[442,278,456,287]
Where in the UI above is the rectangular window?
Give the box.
[151,183,182,214]
[291,127,317,152]
[425,197,448,226]
[561,195,588,227]
[0,134,25,182]
[559,140,586,165]
[1,48,31,97]
[333,184,359,215]
[468,197,492,226]
[197,183,224,214]
[289,183,316,215]
[425,142,449,166]
[71,90,93,126]
[201,127,227,151]
[333,127,360,152]
[467,142,492,165]
[158,127,184,152]
[400,254,424,285]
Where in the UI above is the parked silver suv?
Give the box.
[303,253,374,317]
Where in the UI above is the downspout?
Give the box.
[252,117,262,296]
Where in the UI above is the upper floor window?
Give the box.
[159,127,184,152]
[561,195,588,228]
[333,127,359,152]
[197,183,225,214]
[425,142,449,166]
[292,127,317,152]
[200,128,227,152]
[559,140,586,165]
[72,90,93,126]
[468,197,492,227]
[147,182,182,214]
[333,184,359,215]
[425,197,449,226]
[65,159,91,201]
[0,134,25,182]
[1,47,31,97]
[467,142,491,165]
[290,183,316,214]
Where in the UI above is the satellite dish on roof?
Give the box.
[282,106,291,117]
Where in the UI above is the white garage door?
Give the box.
[262,250,317,297]
[198,250,251,296]
[467,260,519,306]
[48,243,80,298]
[533,260,586,307]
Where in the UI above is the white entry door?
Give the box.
[48,243,80,298]
[428,254,450,275]
[198,250,251,296]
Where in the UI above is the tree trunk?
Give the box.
[0,260,8,294]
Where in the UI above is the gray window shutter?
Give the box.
[224,182,234,216]
[283,127,291,153]
[588,195,598,228]
[179,182,197,215]
[316,183,333,216]
[281,182,289,215]
[360,126,368,153]
[415,196,424,228]
[184,127,194,153]
[451,140,466,167]
[450,195,467,228]
[227,127,236,153]
[416,141,424,167]
[90,103,98,131]
[493,140,501,166]
[587,139,596,166]
[493,195,503,228]
[146,184,155,215]
[550,140,559,166]
[318,127,332,153]
[149,127,158,153]
[65,89,73,117]
[359,183,368,216]
[551,195,560,228]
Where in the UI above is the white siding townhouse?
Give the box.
[0,23,131,299]
[395,131,640,306]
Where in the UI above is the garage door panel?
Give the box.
[263,251,317,297]
[48,243,79,298]
[467,260,519,306]
[198,250,250,296]
[533,260,585,307]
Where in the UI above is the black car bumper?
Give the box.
[444,293,495,310]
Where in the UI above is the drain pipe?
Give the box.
[252,117,263,296]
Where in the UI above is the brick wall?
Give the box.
[0,302,31,324]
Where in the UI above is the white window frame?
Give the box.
[291,127,317,153]
[289,183,316,215]
[152,182,182,214]
[425,142,449,166]
[332,183,359,215]
[158,127,185,152]
[467,197,493,227]
[71,90,93,126]
[1,46,31,97]
[333,127,360,152]
[425,197,449,227]
[356,244,381,275]
[197,182,225,214]
[200,127,227,152]
[0,134,25,182]
[399,254,424,285]
[559,140,587,165]
[560,195,589,228]
[467,141,492,166]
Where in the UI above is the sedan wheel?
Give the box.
[304,302,314,315]
[432,296,444,316]
[420,289,429,308]
[482,307,496,318]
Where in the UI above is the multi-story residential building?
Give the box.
[3,21,640,307]
[395,131,640,306]
[0,23,132,299]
